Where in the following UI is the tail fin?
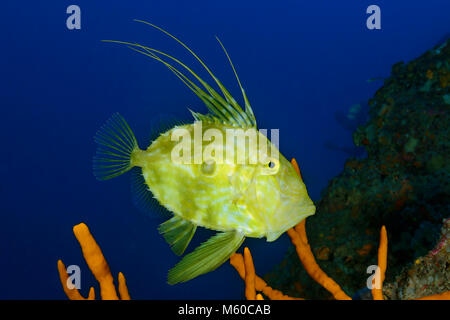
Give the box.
[93,113,139,181]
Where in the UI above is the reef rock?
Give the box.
[266,39,449,299]
[383,218,449,300]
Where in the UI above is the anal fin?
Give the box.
[158,215,197,256]
[167,231,245,285]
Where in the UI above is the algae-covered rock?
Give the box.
[383,218,449,300]
[265,39,449,299]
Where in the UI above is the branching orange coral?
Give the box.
[289,159,350,299]
[287,221,351,300]
[415,291,450,300]
[372,226,387,300]
[57,260,95,300]
[230,158,450,300]
[230,251,302,300]
[57,223,130,300]
[56,165,448,300]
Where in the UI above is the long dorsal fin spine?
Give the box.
[124,44,233,124]
[134,19,245,116]
[110,40,241,125]
[102,21,257,128]
[132,42,237,122]
[215,37,256,127]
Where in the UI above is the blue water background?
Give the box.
[1,0,449,299]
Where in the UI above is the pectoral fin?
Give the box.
[158,215,197,256]
[168,231,245,285]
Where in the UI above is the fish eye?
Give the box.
[201,159,216,175]
[265,158,279,171]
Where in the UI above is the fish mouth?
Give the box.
[266,201,316,242]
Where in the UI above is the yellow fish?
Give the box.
[94,21,315,284]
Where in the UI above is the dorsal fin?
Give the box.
[144,113,188,148]
[102,21,257,128]
[158,215,197,256]
[188,109,223,125]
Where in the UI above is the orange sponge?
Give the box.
[57,223,130,300]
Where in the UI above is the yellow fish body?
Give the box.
[94,21,315,284]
